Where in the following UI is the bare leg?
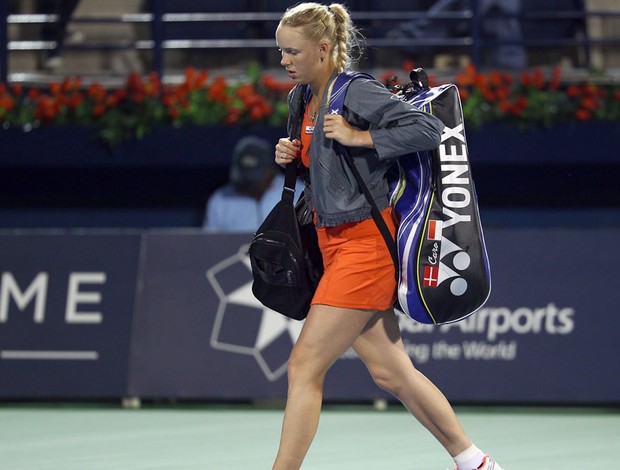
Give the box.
[272,304,377,470]
[352,309,472,457]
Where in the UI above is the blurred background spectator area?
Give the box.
[1,1,619,230]
[2,0,620,85]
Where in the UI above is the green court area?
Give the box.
[1,403,618,469]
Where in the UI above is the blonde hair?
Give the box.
[279,2,365,73]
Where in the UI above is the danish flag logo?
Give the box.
[423,265,439,287]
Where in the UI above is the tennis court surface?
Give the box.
[1,403,617,469]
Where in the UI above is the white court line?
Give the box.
[0,350,99,360]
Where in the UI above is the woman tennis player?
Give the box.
[272,3,506,469]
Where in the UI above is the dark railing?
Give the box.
[1,0,619,84]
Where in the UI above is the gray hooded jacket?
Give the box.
[287,72,445,228]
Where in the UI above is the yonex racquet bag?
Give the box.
[330,69,491,325]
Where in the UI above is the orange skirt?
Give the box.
[312,207,397,310]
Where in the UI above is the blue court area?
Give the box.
[1,403,618,469]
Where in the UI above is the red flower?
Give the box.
[69,77,80,91]
[580,97,598,111]
[92,104,106,117]
[162,93,177,108]
[455,63,477,87]
[498,100,512,114]
[236,83,256,100]
[575,109,590,121]
[208,76,229,103]
[195,70,208,89]
[168,107,181,120]
[249,106,265,121]
[262,75,278,92]
[184,67,207,90]
[532,69,545,89]
[0,95,15,112]
[144,72,161,97]
[514,96,528,111]
[49,82,61,96]
[459,89,470,101]
[87,83,105,102]
[224,106,242,125]
[27,88,41,100]
[549,66,562,91]
[173,85,188,101]
[67,93,83,108]
[132,91,146,104]
[474,73,487,89]
[581,84,600,99]
[248,97,272,121]
[106,90,125,107]
[126,72,143,92]
[489,71,502,87]
[61,78,73,93]
[185,67,196,85]
[482,89,497,102]
[261,75,293,94]
[496,86,510,100]
[34,95,59,121]
[520,72,532,87]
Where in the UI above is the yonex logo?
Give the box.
[206,245,302,381]
[424,121,475,299]
[438,124,473,230]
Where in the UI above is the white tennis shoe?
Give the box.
[453,455,505,470]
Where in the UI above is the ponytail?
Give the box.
[279,2,365,72]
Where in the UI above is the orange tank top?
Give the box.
[300,99,315,168]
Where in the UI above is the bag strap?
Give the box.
[281,162,297,205]
[328,71,374,114]
[329,72,398,271]
[281,83,308,206]
[340,148,398,271]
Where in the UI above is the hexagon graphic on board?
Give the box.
[206,244,303,382]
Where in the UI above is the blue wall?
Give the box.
[1,229,618,403]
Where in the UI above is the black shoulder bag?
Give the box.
[248,85,323,320]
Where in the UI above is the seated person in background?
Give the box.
[203,136,301,233]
